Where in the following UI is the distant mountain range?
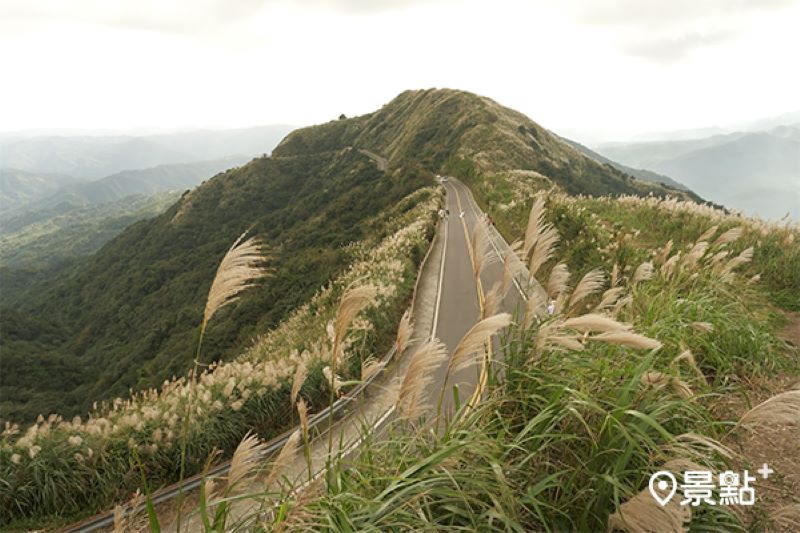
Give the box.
[595,125,800,220]
[0,125,294,180]
[1,88,695,424]
[1,156,250,220]
[556,135,691,192]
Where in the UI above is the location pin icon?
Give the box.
[648,471,678,506]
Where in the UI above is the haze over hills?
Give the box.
[556,135,691,192]
[1,155,250,219]
[0,125,294,180]
[595,124,800,220]
[0,88,694,425]
[0,168,84,212]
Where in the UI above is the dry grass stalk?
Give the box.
[640,371,694,397]
[631,262,654,284]
[395,310,414,356]
[736,390,800,429]
[524,286,546,328]
[449,313,512,374]
[747,273,761,284]
[561,313,632,333]
[528,225,560,279]
[296,398,309,438]
[696,225,719,243]
[322,366,343,394]
[712,226,743,247]
[568,268,605,311]
[547,262,570,300]
[545,334,585,351]
[483,281,504,317]
[524,194,546,256]
[267,429,301,485]
[610,263,620,286]
[590,332,663,350]
[771,504,800,530]
[227,432,267,491]
[653,240,674,266]
[332,285,377,364]
[470,219,492,279]
[690,322,714,333]
[720,247,753,278]
[607,484,690,533]
[684,241,709,268]
[397,339,448,419]
[361,358,384,381]
[661,252,681,278]
[672,432,734,460]
[203,233,270,331]
[671,349,706,383]
[594,287,626,313]
[291,361,308,406]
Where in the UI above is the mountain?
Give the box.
[595,125,800,220]
[0,88,694,425]
[0,168,87,211]
[0,125,294,180]
[2,155,250,218]
[556,135,692,192]
[0,191,180,268]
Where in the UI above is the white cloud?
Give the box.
[1,0,798,142]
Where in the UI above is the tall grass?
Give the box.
[214,189,798,532]
[0,188,441,527]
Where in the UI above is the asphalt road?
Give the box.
[64,177,529,532]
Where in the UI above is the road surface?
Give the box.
[65,178,530,532]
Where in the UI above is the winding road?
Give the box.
[64,178,531,532]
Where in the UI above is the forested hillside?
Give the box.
[1,148,426,424]
[1,88,696,425]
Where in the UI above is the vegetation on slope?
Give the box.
[0,146,428,424]
[0,188,439,526]
[199,187,798,532]
[0,191,180,268]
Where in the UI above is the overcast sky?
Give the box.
[1,0,798,143]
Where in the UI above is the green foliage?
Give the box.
[0,191,180,268]
[0,149,428,425]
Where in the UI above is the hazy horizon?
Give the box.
[2,0,799,144]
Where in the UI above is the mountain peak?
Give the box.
[274,88,694,198]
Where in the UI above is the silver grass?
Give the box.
[523,194,547,257]
[771,504,800,531]
[561,313,632,333]
[267,429,301,485]
[397,339,449,419]
[589,331,663,350]
[736,390,800,429]
[653,240,673,266]
[291,361,308,406]
[331,285,377,364]
[395,310,414,356]
[528,225,560,279]
[546,262,570,300]
[608,485,690,533]
[594,287,626,313]
[203,233,270,331]
[227,432,267,491]
[696,225,719,243]
[712,226,743,247]
[631,262,654,284]
[448,313,512,374]
[568,268,605,311]
[470,219,492,279]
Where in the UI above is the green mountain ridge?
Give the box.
[1,88,697,425]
